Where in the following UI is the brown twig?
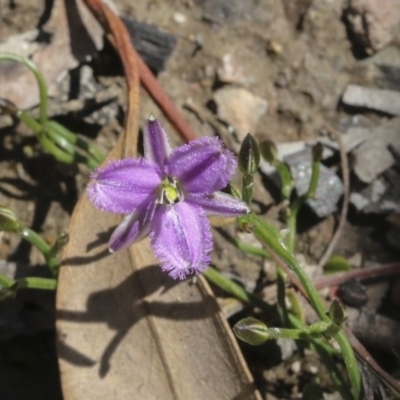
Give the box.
[83,0,197,144]
[318,125,350,268]
[136,56,197,142]
[82,0,140,153]
[314,261,400,290]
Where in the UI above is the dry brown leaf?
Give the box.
[56,104,260,400]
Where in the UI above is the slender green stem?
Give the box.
[18,228,60,276]
[17,277,57,290]
[290,319,353,400]
[17,111,101,168]
[274,160,293,201]
[286,159,321,253]
[242,174,254,206]
[0,53,48,125]
[286,209,297,254]
[0,272,15,288]
[19,227,51,255]
[47,120,104,165]
[276,267,289,325]
[203,267,277,317]
[15,110,75,163]
[45,127,100,168]
[216,228,270,259]
[238,213,361,399]
[204,266,353,400]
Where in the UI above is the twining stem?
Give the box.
[19,227,60,276]
[238,319,336,341]
[274,160,293,201]
[0,272,15,289]
[238,213,361,399]
[0,54,104,168]
[242,174,254,206]
[276,267,289,325]
[286,158,321,253]
[204,267,276,316]
[216,228,270,259]
[17,277,57,290]
[46,120,104,165]
[204,266,352,400]
[0,53,48,125]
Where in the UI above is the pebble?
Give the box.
[213,87,268,144]
[217,53,246,84]
[291,360,301,374]
[344,0,400,54]
[342,84,400,116]
[173,12,187,24]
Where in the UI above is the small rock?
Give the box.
[355,45,400,91]
[324,393,343,400]
[285,150,344,218]
[259,141,336,175]
[237,231,262,248]
[342,84,400,115]
[266,39,283,55]
[276,338,297,361]
[344,0,400,54]
[308,365,318,375]
[173,12,187,24]
[274,69,291,88]
[217,54,246,84]
[213,87,268,143]
[263,259,277,282]
[290,360,301,374]
[348,252,362,268]
[339,278,368,308]
[351,168,400,213]
[352,117,400,183]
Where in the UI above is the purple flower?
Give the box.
[87,116,249,279]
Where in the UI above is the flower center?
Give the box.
[158,177,183,205]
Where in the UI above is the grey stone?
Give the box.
[342,84,400,115]
[353,117,400,183]
[285,150,344,218]
[214,87,268,144]
[344,0,400,54]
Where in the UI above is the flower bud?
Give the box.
[238,134,260,175]
[328,299,347,326]
[0,206,22,233]
[311,142,323,162]
[50,231,69,255]
[233,317,269,345]
[259,140,278,164]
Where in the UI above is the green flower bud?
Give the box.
[329,299,347,326]
[0,205,22,233]
[259,139,278,164]
[50,231,69,255]
[233,317,269,345]
[238,134,260,175]
[311,142,323,162]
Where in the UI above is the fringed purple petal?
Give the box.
[166,137,236,194]
[150,202,213,279]
[186,192,249,217]
[87,158,161,214]
[144,115,172,167]
[109,200,156,252]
